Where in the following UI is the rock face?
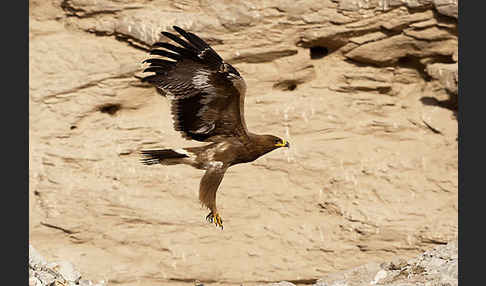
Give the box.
[29,245,104,286]
[29,0,458,285]
[29,240,458,286]
[269,239,458,286]
[311,239,458,286]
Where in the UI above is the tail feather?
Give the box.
[140,149,188,165]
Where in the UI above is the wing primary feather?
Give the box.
[180,32,207,50]
[142,58,176,65]
[149,49,181,60]
[143,66,170,74]
[142,59,176,71]
[185,31,224,62]
[152,42,197,59]
[172,26,196,44]
[173,26,210,52]
[172,26,224,67]
[152,42,184,52]
[141,75,159,83]
[187,32,212,50]
[161,31,195,50]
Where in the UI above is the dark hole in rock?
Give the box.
[273,80,298,91]
[70,125,77,130]
[310,46,329,59]
[396,55,431,81]
[287,83,297,91]
[398,56,413,65]
[99,103,121,115]
[420,95,457,111]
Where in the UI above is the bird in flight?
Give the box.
[140,26,290,229]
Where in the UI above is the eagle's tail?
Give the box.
[140,149,188,165]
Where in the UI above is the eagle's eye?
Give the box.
[275,139,280,144]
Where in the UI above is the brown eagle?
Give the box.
[140,26,289,229]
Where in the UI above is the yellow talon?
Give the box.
[206,212,223,230]
[214,213,223,230]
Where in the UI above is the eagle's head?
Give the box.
[258,135,290,155]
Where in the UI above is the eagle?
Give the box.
[140,26,290,229]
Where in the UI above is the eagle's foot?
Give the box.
[205,211,223,230]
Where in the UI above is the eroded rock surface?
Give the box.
[30,0,458,285]
[29,245,104,286]
[311,239,458,286]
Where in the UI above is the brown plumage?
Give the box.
[140,26,290,229]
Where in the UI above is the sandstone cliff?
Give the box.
[30,0,458,285]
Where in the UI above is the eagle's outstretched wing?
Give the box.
[142,26,248,142]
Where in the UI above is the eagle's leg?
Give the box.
[200,167,227,230]
[205,211,223,230]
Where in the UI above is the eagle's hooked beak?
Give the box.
[276,139,290,148]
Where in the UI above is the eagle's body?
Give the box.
[141,26,289,229]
